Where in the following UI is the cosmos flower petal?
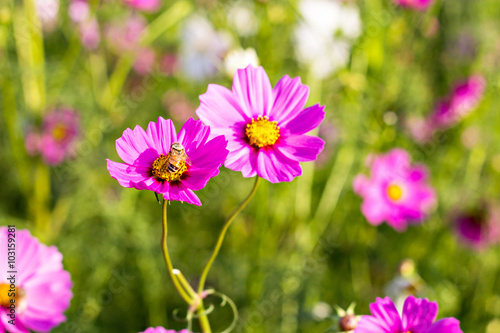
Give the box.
[353,175,370,195]
[164,182,202,206]
[256,148,302,183]
[225,144,259,178]
[182,167,221,191]
[0,228,72,332]
[232,65,274,118]
[425,318,463,333]
[197,84,249,127]
[355,315,391,333]
[178,118,211,155]
[369,297,403,332]
[281,104,325,134]
[188,135,229,170]
[146,117,176,155]
[277,134,325,162]
[140,328,191,333]
[401,295,438,332]
[107,160,152,188]
[1,312,28,333]
[271,75,309,123]
[116,125,156,165]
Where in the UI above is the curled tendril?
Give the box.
[202,290,239,333]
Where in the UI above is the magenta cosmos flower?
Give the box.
[107,117,228,206]
[0,227,73,332]
[453,204,500,250]
[196,65,325,183]
[140,328,191,333]
[393,0,433,10]
[25,108,81,166]
[355,296,463,333]
[353,149,436,231]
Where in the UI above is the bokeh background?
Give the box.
[1,0,500,332]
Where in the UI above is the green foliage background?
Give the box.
[1,0,500,332]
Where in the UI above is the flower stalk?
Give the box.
[198,176,261,294]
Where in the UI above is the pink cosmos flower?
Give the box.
[140,328,191,333]
[107,117,228,206]
[392,0,433,11]
[196,65,325,183]
[0,227,73,332]
[430,75,486,129]
[123,0,161,12]
[353,148,436,231]
[25,108,81,166]
[79,18,101,50]
[453,204,500,250]
[355,296,463,333]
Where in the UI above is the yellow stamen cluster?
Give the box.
[52,124,67,141]
[0,283,18,308]
[245,115,280,148]
[387,184,404,201]
[152,153,187,182]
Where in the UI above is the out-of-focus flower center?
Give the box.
[338,314,359,331]
[245,115,280,148]
[387,183,404,201]
[0,283,22,308]
[152,153,188,182]
[52,124,67,141]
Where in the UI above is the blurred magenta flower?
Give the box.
[355,296,463,333]
[430,75,486,129]
[453,204,500,250]
[140,328,191,333]
[105,14,147,53]
[123,0,161,12]
[392,0,433,10]
[353,149,436,231]
[0,227,73,332]
[196,65,325,183]
[107,117,228,206]
[25,108,81,166]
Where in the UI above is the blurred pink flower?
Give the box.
[105,15,157,75]
[159,53,179,76]
[25,108,81,166]
[0,227,73,332]
[68,0,89,23]
[353,149,436,231]
[316,120,338,167]
[140,328,191,333]
[392,0,433,10]
[196,65,325,183]
[122,0,161,12]
[80,18,101,50]
[105,15,147,53]
[430,75,486,129]
[404,115,434,145]
[453,204,500,251]
[35,0,59,31]
[107,117,228,206]
[162,91,196,123]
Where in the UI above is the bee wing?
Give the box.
[185,154,192,166]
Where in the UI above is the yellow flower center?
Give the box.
[152,153,187,182]
[245,115,280,148]
[387,184,404,201]
[0,283,19,308]
[52,124,67,141]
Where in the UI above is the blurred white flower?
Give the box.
[294,0,362,79]
[35,0,59,31]
[223,47,259,78]
[180,15,232,81]
[227,1,259,37]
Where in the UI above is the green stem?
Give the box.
[160,200,194,305]
[198,177,261,294]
